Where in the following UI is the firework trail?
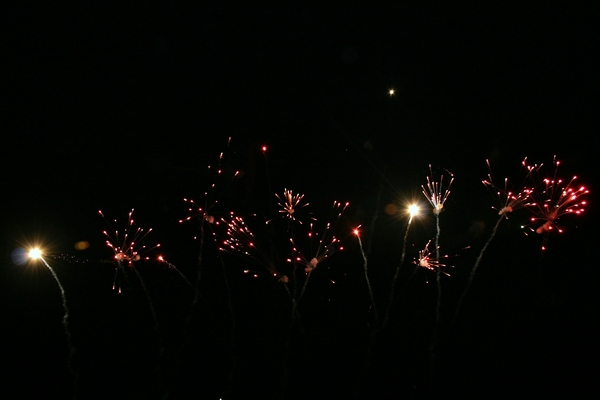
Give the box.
[99,210,164,358]
[455,158,537,319]
[291,200,348,304]
[222,196,348,314]
[354,227,378,325]
[364,204,419,368]
[157,256,195,290]
[522,155,588,250]
[421,165,454,378]
[177,138,240,397]
[99,209,160,293]
[378,204,420,333]
[28,249,77,396]
[220,192,349,396]
[179,137,240,299]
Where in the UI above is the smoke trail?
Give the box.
[356,232,377,325]
[40,258,77,397]
[429,214,442,386]
[455,214,504,319]
[379,216,413,333]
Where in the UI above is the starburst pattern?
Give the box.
[100,209,160,267]
[413,240,450,278]
[291,201,348,274]
[270,188,309,224]
[422,165,454,215]
[523,156,589,250]
[483,158,537,217]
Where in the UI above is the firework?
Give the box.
[483,158,537,217]
[378,203,420,332]
[157,256,195,290]
[291,201,348,274]
[413,240,450,280]
[354,226,378,324]
[100,209,160,266]
[421,165,454,377]
[522,156,588,250]
[219,212,283,281]
[455,158,539,318]
[176,138,241,372]
[290,200,349,302]
[220,194,349,316]
[268,189,310,225]
[28,249,76,390]
[98,209,163,365]
[422,165,454,216]
[179,136,240,232]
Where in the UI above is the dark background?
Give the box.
[1,3,598,399]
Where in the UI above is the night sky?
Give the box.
[2,3,598,399]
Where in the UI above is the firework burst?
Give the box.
[456,158,541,318]
[100,209,160,267]
[483,158,537,217]
[219,212,284,281]
[412,240,450,282]
[421,165,454,372]
[422,165,454,215]
[268,188,310,225]
[179,137,240,234]
[290,201,348,274]
[99,209,164,372]
[523,156,588,250]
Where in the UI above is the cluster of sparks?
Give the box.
[100,209,160,266]
[480,157,589,250]
[483,158,537,217]
[220,212,281,280]
[99,209,161,294]
[413,240,450,278]
[522,157,588,249]
[422,166,454,215]
[178,136,240,234]
[291,201,349,274]
[270,188,310,224]
[16,145,592,400]
[220,192,349,285]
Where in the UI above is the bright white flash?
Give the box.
[408,204,419,217]
[29,248,42,259]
